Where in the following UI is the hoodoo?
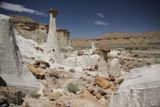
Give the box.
[47,8,60,63]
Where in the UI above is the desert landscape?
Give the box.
[0,0,160,107]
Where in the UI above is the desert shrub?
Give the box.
[67,83,79,94]
[30,91,40,99]
[22,102,30,107]
[64,54,68,59]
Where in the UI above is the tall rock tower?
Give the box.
[47,8,60,63]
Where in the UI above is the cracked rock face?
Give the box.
[109,64,160,107]
[0,14,40,90]
[0,14,19,75]
[0,14,21,86]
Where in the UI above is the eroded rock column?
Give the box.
[47,8,60,63]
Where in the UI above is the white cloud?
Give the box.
[0,2,47,17]
[94,20,108,26]
[96,13,104,18]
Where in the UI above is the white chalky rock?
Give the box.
[46,9,61,63]
[108,58,121,77]
[109,64,160,107]
[0,14,40,89]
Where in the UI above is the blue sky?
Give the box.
[0,0,160,38]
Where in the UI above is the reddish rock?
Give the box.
[80,90,97,101]
[95,75,110,89]
[27,64,45,79]
[48,92,62,101]
[71,90,105,107]
[95,93,102,99]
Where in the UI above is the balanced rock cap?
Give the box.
[49,8,58,17]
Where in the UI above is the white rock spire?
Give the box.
[91,41,96,49]
[46,8,60,63]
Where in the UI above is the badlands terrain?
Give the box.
[0,11,160,107]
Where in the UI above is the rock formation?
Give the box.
[109,64,160,107]
[0,14,19,73]
[0,14,40,90]
[0,14,20,84]
[91,41,96,49]
[11,15,48,44]
[11,15,72,51]
[1,7,160,107]
[57,29,70,50]
[46,8,61,63]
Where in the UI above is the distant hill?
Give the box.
[71,32,160,50]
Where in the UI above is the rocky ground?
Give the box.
[1,41,159,107]
[1,15,160,107]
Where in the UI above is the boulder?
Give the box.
[58,67,64,71]
[69,68,76,73]
[0,95,9,107]
[97,89,107,96]
[95,75,110,89]
[109,65,160,107]
[109,83,117,91]
[95,93,102,99]
[80,90,97,100]
[86,65,98,71]
[48,92,62,101]
[33,60,50,69]
[0,87,25,105]
[27,64,45,79]
[71,90,105,107]
[77,50,84,56]
[108,74,115,81]
[48,69,61,79]
[99,97,109,106]
[22,97,54,107]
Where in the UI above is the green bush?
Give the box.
[30,91,40,99]
[64,54,68,59]
[67,83,79,94]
